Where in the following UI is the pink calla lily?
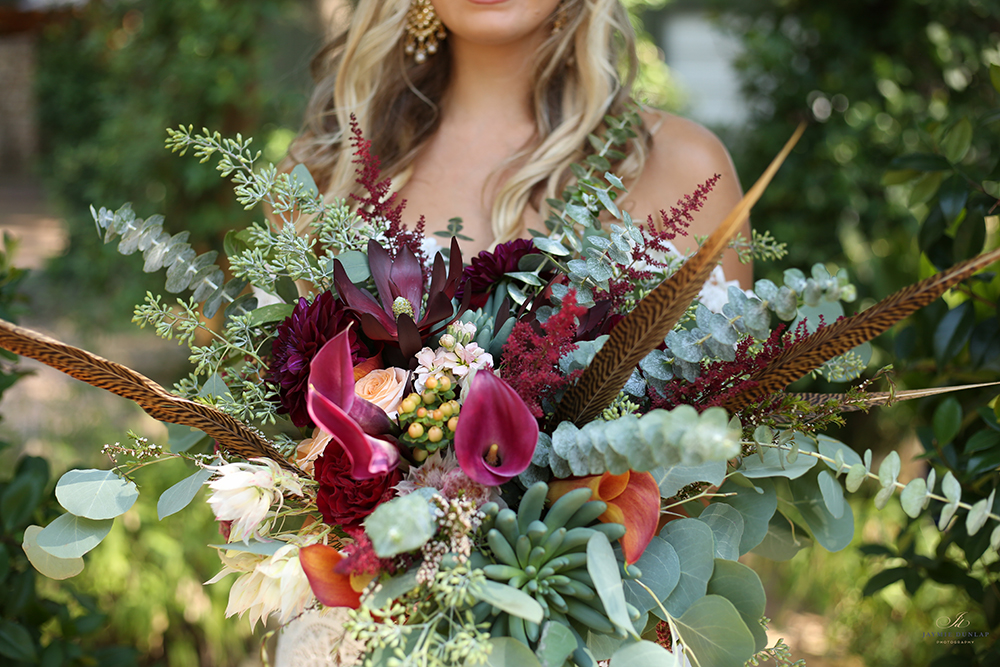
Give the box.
[547,470,660,564]
[299,544,365,608]
[454,370,538,486]
[307,331,401,478]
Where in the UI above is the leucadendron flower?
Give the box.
[454,370,538,486]
[547,470,660,563]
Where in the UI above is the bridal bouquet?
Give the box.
[7,113,1000,667]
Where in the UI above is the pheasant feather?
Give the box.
[724,248,1000,413]
[792,381,1000,412]
[551,124,806,426]
[0,320,300,472]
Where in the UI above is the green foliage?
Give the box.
[713,4,1000,662]
[532,405,741,479]
[35,0,311,319]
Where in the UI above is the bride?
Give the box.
[289,0,751,287]
[277,1,746,663]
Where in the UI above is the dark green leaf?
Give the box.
[933,397,963,445]
[909,171,944,207]
[247,302,295,326]
[0,620,37,662]
[938,175,968,224]
[933,302,974,368]
[918,207,946,253]
[273,275,300,304]
[862,567,909,596]
[889,153,950,171]
[941,118,973,164]
[953,214,986,263]
[969,318,1000,369]
[1,472,45,531]
[966,429,1000,455]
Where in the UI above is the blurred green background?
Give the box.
[0,0,997,665]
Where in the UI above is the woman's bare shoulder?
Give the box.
[626,109,752,286]
[635,109,740,198]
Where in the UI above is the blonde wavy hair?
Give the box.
[289,0,650,244]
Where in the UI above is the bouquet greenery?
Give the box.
[5,111,1000,667]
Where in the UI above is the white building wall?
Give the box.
[660,10,749,128]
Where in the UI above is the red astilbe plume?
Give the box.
[347,116,428,268]
[501,291,587,418]
[649,321,810,413]
[629,174,722,275]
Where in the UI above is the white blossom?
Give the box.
[205,458,304,543]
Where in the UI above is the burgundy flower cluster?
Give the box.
[269,291,368,428]
[313,441,402,529]
[458,238,540,308]
[501,291,587,418]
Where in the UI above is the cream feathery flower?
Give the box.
[205,458,304,543]
[208,541,317,628]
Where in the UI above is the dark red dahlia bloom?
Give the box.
[458,238,540,308]
[314,443,402,529]
[269,291,367,428]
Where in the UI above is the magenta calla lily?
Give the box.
[454,370,538,485]
[307,331,400,478]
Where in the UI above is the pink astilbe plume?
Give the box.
[348,116,428,268]
[501,292,587,418]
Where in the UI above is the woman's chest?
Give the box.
[396,124,537,257]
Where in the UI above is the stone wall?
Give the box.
[0,33,38,172]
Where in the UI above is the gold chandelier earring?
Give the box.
[404,0,446,64]
[551,1,569,35]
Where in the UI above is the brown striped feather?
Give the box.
[792,381,1000,412]
[552,123,807,426]
[723,248,1000,413]
[0,320,301,473]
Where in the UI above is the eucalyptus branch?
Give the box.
[755,440,1000,531]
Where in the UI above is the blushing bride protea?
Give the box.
[207,541,319,627]
[205,458,305,543]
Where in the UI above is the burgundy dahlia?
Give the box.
[314,443,402,528]
[458,238,540,308]
[269,291,367,428]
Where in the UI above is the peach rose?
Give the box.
[296,429,333,477]
[355,367,407,415]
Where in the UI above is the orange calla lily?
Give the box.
[547,470,660,564]
[298,544,368,608]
